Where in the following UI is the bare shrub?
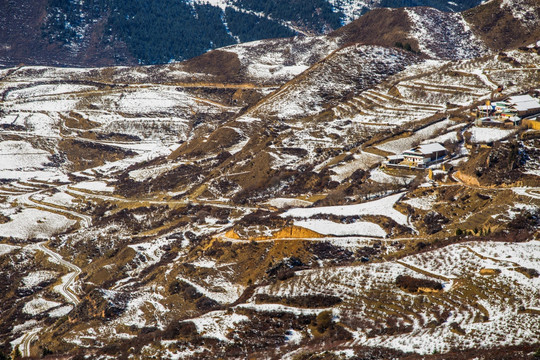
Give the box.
[395,275,443,292]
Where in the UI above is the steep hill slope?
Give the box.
[0,0,133,67]
[0,0,487,67]
[332,6,490,60]
[464,0,540,50]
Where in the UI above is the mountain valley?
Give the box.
[0,0,540,359]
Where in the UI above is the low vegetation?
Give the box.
[395,275,443,293]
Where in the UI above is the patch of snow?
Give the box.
[422,130,459,144]
[328,0,383,23]
[177,276,245,304]
[0,243,20,256]
[0,141,50,170]
[0,208,76,239]
[71,181,114,193]
[11,320,39,334]
[0,169,69,183]
[32,192,75,207]
[236,303,331,316]
[126,238,173,277]
[329,152,383,182]
[285,329,303,345]
[48,305,74,317]
[295,219,387,237]
[23,297,62,315]
[187,310,248,342]
[468,127,516,143]
[369,168,413,185]
[402,194,437,211]
[282,192,409,226]
[512,187,540,200]
[21,270,58,289]
[264,198,313,208]
[247,64,308,80]
[229,140,251,156]
[506,203,538,220]
[115,291,168,329]
[190,258,217,268]
[114,88,189,114]
[191,0,231,10]
[468,240,540,270]
[10,98,79,112]
[129,162,178,182]
[376,119,454,154]
[6,84,96,100]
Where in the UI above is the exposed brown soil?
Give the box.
[458,140,536,186]
[59,138,136,172]
[331,8,418,52]
[464,0,540,50]
[182,50,243,82]
[401,344,539,360]
[396,274,443,293]
[255,294,342,308]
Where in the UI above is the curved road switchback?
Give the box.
[19,191,92,228]
[20,243,82,357]
[20,327,41,358]
[37,242,81,305]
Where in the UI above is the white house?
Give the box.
[506,95,540,117]
[476,95,540,120]
[402,143,447,168]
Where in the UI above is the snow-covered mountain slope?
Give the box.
[328,0,483,22]
[1,11,540,359]
[200,35,342,85]
[500,0,540,27]
[1,0,533,68]
[0,0,487,67]
[405,7,488,60]
[332,7,490,60]
[248,45,419,120]
[191,0,485,26]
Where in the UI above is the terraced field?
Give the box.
[329,58,525,127]
[1,37,539,359]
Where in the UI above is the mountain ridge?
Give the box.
[0,0,487,67]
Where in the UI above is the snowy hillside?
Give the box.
[1,4,540,359]
[406,7,489,60]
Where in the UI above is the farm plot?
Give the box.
[334,88,446,126]
[0,208,76,239]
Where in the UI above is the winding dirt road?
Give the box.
[19,243,81,357]
[20,327,41,359]
[19,190,92,228]
[37,242,81,305]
